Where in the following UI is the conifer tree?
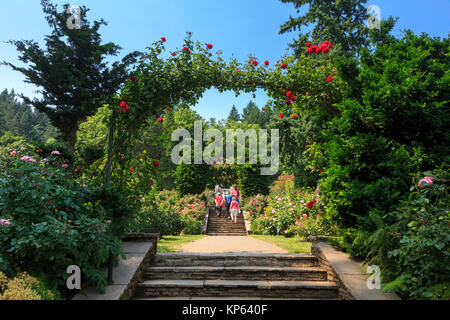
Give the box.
[2,0,141,152]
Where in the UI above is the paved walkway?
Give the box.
[177,236,288,254]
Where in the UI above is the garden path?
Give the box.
[177,236,288,253]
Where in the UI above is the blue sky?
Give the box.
[0,0,449,121]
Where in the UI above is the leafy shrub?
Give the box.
[249,187,336,238]
[0,272,60,300]
[331,169,449,299]
[131,190,207,236]
[0,150,125,293]
[243,193,267,217]
[175,163,210,196]
[236,163,270,198]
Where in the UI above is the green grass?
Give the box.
[157,234,207,253]
[250,235,312,253]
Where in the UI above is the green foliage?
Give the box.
[279,0,386,55]
[175,163,210,196]
[2,0,140,152]
[227,105,241,122]
[75,105,110,181]
[249,187,336,239]
[0,89,58,144]
[236,163,270,198]
[331,169,449,299]
[0,133,34,156]
[241,101,271,128]
[0,150,126,293]
[131,190,207,236]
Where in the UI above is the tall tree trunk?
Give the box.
[64,126,78,154]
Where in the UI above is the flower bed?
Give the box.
[249,188,336,239]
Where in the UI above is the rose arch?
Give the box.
[103,36,345,189]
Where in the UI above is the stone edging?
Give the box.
[242,210,252,235]
[202,207,211,234]
[311,241,401,300]
[72,236,158,300]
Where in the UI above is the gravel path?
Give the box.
[177,236,288,254]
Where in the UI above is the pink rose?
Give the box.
[419,176,434,187]
[0,219,11,226]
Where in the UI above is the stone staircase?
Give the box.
[206,207,247,236]
[134,253,339,299]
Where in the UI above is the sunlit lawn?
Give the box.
[157,234,207,253]
[250,235,312,253]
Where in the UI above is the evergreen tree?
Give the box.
[0,89,58,144]
[227,105,241,122]
[2,0,141,152]
[241,101,259,122]
[279,0,373,55]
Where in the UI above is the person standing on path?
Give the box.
[230,196,240,224]
[215,192,223,217]
[225,192,232,219]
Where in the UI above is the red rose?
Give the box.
[157,117,164,123]
[130,168,134,173]
[291,95,297,102]
[281,63,288,69]
[252,60,258,66]
[167,106,171,110]
[153,161,160,167]
[182,46,189,51]
[292,114,298,119]
[322,47,330,53]
[161,37,166,42]
[206,43,213,50]
[306,42,311,47]
[262,107,265,111]
[286,91,292,97]
[119,109,124,113]
[286,99,291,104]
[278,113,284,118]
[171,52,177,56]
[264,60,269,66]
[120,101,126,108]
[124,105,130,111]
[306,202,314,209]
[316,46,323,54]
[305,48,311,53]
[310,45,318,53]
[326,76,333,83]
[333,71,337,75]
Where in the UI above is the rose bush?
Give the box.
[131,189,208,236]
[249,187,336,238]
[0,150,130,294]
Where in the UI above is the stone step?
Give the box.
[145,266,328,281]
[152,253,319,267]
[135,279,338,299]
[207,225,246,229]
